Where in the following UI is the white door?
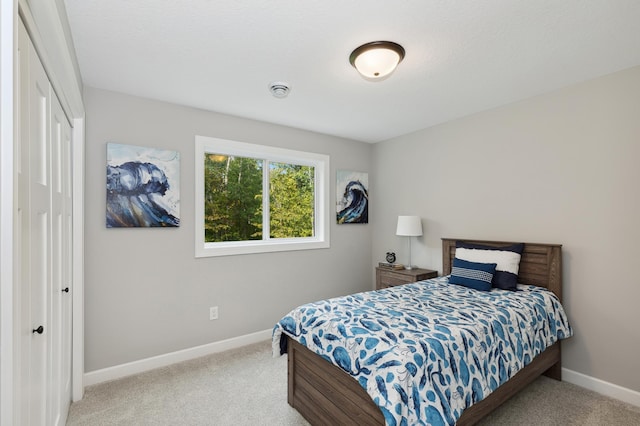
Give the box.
[62,113,73,424]
[60,97,74,426]
[49,89,73,426]
[17,19,73,426]
[18,20,51,425]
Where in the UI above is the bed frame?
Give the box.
[286,238,563,425]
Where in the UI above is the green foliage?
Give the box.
[204,155,315,243]
[204,154,262,242]
[269,163,314,238]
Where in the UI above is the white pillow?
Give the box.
[455,247,521,275]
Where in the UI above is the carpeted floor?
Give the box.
[67,340,640,425]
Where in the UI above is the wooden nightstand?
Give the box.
[376,267,438,290]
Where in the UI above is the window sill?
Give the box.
[195,238,330,258]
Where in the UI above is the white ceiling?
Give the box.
[63,0,640,143]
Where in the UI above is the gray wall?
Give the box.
[372,66,640,392]
[84,87,373,371]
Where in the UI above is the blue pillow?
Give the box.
[449,257,497,291]
[455,242,524,290]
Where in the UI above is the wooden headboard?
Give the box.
[442,238,563,301]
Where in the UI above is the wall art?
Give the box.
[336,170,368,224]
[106,143,180,227]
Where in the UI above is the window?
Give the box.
[195,136,330,257]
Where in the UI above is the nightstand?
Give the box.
[376,267,438,290]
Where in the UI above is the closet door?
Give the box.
[18,21,51,426]
[64,132,73,411]
[17,19,73,426]
[49,93,72,426]
[61,96,74,425]
[16,18,30,425]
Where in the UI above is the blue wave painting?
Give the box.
[106,143,180,227]
[337,170,368,224]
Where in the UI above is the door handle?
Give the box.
[32,325,44,334]
[62,287,69,293]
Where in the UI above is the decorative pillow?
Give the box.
[449,257,497,291]
[455,242,524,290]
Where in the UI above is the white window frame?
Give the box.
[195,135,330,257]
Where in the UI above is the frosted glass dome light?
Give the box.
[349,41,405,81]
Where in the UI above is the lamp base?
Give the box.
[405,265,414,270]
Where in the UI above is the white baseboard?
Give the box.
[563,368,640,407]
[84,329,272,387]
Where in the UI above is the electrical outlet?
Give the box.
[209,306,219,320]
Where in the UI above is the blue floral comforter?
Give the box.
[272,276,572,426]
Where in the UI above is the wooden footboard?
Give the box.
[288,337,561,426]
[288,338,383,425]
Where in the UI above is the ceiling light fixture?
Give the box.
[349,41,405,81]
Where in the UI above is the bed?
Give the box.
[273,238,571,425]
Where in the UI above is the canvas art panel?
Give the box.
[106,143,180,227]
[336,170,368,224]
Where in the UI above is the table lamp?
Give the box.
[396,215,423,270]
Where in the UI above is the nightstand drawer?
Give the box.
[375,267,438,290]
[377,270,412,288]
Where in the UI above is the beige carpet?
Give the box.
[67,340,640,425]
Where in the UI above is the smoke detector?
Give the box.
[269,81,290,98]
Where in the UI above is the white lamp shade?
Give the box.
[396,215,422,236]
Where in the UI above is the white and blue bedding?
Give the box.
[272,276,572,426]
